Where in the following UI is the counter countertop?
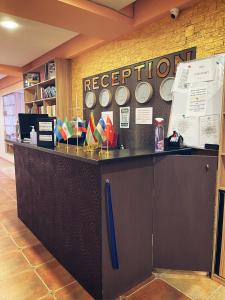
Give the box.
[10,139,195,165]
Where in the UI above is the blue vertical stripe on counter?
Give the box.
[105,179,119,269]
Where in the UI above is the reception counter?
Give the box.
[13,142,218,299]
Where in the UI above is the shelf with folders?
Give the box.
[23,58,72,119]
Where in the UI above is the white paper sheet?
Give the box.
[199,115,220,147]
[101,111,113,124]
[187,58,216,83]
[186,82,208,117]
[135,107,153,125]
[172,63,190,93]
[120,107,130,128]
[170,115,200,147]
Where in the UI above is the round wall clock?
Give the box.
[99,89,112,108]
[85,91,96,109]
[160,77,175,102]
[115,86,130,106]
[135,82,153,104]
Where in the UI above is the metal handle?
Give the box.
[206,164,210,172]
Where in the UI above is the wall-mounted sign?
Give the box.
[83,47,196,149]
[101,111,114,124]
[120,107,130,128]
[135,107,153,125]
[83,48,196,92]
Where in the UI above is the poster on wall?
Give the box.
[199,115,219,147]
[187,58,216,83]
[120,107,130,129]
[186,82,208,117]
[135,107,153,125]
[101,111,113,124]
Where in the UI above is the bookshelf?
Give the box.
[23,58,72,120]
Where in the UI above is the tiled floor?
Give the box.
[0,157,225,300]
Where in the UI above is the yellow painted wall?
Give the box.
[71,0,225,115]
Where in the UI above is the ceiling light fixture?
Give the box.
[1,20,19,29]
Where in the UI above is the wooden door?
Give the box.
[153,155,217,272]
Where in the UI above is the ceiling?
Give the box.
[0,12,78,67]
[90,0,136,10]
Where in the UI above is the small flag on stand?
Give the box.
[73,117,87,137]
[55,119,67,141]
[86,112,97,145]
[94,117,106,143]
[105,116,116,145]
[62,118,74,139]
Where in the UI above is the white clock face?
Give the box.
[85,91,96,109]
[115,86,130,106]
[135,82,153,104]
[160,77,175,102]
[99,89,112,108]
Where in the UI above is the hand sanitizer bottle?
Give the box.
[30,126,37,145]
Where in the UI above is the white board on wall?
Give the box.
[168,54,225,148]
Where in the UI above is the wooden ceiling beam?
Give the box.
[0,0,133,40]
[0,64,22,77]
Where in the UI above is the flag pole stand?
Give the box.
[76,118,79,153]
[106,140,109,157]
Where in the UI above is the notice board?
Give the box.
[168,54,225,148]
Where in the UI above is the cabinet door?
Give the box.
[153,155,217,271]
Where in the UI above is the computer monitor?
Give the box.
[18,113,48,140]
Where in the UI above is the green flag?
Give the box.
[62,118,74,139]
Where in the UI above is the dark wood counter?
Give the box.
[13,142,218,299]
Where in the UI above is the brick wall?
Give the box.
[71,0,225,115]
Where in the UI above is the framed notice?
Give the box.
[37,117,55,149]
[120,107,130,128]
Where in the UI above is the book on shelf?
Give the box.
[48,62,56,79]
[36,105,45,114]
[46,105,56,117]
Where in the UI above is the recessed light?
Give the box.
[1,20,18,29]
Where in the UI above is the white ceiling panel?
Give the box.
[0,13,79,67]
[90,0,136,10]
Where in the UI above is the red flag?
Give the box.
[105,116,115,145]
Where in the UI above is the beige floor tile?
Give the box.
[0,200,17,212]
[0,224,7,237]
[0,235,18,254]
[11,228,40,248]
[0,251,30,279]
[0,208,18,222]
[126,279,191,300]
[0,270,48,300]
[55,282,94,300]
[39,295,55,300]
[158,273,220,300]
[23,244,54,266]
[36,260,75,291]
[2,218,28,233]
[210,286,225,300]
